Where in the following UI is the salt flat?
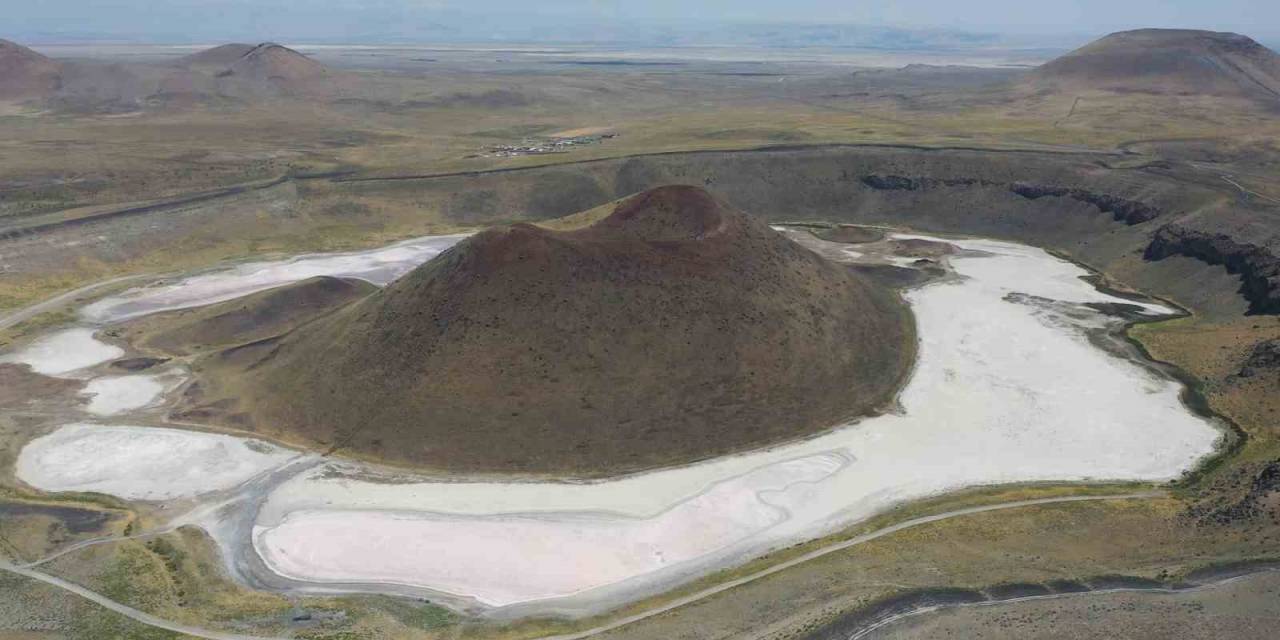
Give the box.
[79,234,468,324]
[249,234,1219,610]
[256,452,849,606]
[8,232,1223,613]
[15,424,296,501]
[0,328,123,377]
[80,373,181,416]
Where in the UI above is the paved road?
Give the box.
[541,492,1164,640]
[0,561,283,640]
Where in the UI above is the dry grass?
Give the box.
[2,59,1280,639]
[38,526,458,640]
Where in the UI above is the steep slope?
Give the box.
[0,39,61,100]
[191,185,914,475]
[123,276,376,357]
[217,43,327,94]
[178,43,256,69]
[1026,29,1280,99]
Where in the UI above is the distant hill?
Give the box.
[178,43,256,69]
[1026,29,1280,100]
[0,39,61,100]
[217,43,328,94]
[185,185,915,475]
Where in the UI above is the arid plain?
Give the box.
[2,30,1280,640]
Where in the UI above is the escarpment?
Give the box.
[859,174,1166,225]
[1009,183,1163,224]
[1145,225,1280,314]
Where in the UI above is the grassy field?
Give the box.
[34,526,460,640]
[3,58,1279,317]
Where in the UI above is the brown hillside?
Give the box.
[0,39,60,99]
[124,276,376,357]
[1027,29,1280,99]
[178,43,256,69]
[219,43,327,93]
[188,185,915,476]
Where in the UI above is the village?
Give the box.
[483,132,618,157]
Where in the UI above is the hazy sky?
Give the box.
[520,0,1276,34]
[12,0,1280,43]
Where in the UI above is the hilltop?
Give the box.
[178,43,256,69]
[183,186,915,475]
[1026,29,1280,99]
[158,42,332,99]
[218,43,327,92]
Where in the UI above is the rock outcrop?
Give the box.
[1009,183,1163,224]
[859,174,1164,224]
[1239,339,1280,378]
[1145,225,1280,314]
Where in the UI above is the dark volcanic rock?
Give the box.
[1145,225,1280,314]
[1239,339,1280,377]
[0,503,118,535]
[110,357,170,371]
[1010,183,1163,224]
[860,174,994,191]
[861,173,1164,224]
[861,174,920,191]
[1192,459,1280,525]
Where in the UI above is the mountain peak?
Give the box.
[1027,28,1280,99]
[193,186,914,475]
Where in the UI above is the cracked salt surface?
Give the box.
[16,424,296,501]
[80,372,183,416]
[0,328,123,377]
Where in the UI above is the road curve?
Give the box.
[540,492,1164,640]
[0,493,1162,640]
[0,274,150,331]
[0,561,284,640]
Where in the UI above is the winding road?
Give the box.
[1,492,1164,640]
[0,560,280,640]
[0,274,151,331]
[540,492,1163,640]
